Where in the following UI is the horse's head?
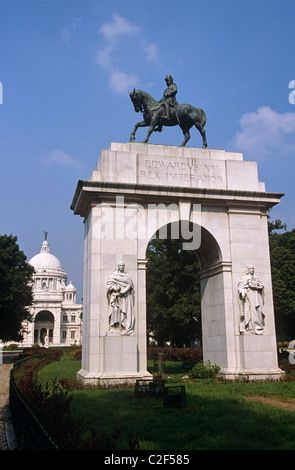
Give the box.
[129,89,143,113]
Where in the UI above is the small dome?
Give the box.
[65,281,76,291]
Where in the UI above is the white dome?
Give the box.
[29,252,63,270]
[65,280,76,291]
[29,239,65,274]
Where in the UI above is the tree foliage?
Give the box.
[146,218,295,346]
[146,237,201,347]
[268,220,295,340]
[0,234,34,342]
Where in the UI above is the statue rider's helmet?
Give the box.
[165,74,173,83]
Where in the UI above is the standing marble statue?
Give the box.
[238,265,265,335]
[106,262,135,335]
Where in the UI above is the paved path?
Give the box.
[0,364,18,450]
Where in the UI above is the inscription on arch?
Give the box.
[137,156,225,188]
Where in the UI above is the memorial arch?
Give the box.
[71,142,285,384]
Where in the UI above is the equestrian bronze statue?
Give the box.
[129,75,207,148]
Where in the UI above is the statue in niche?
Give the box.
[106,262,135,336]
[238,265,265,335]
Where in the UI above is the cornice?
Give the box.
[71,179,284,220]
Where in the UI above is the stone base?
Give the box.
[218,367,285,382]
[103,335,137,373]
[76,368,153,387]
[76,335,153,387]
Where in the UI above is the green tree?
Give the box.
[146,219,295,345]
[146,237,201,347]
[0,234,34,342]
[268,220,295,340]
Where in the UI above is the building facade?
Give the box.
[20,237,82,347]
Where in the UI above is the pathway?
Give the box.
[0,364,18,450]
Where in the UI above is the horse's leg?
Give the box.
[130,121,148,142]
[180,127,191,147]
[195,123,207,148]
[142,126,154,143]
[142,117,158,143]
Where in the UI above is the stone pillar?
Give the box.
[53,308,61,346]
[76,202,152,385]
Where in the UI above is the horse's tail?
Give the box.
[200,109,206,127]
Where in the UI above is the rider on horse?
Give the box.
[129,81,207,148]
[160,74,178,121]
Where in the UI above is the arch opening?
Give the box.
[145,220,231,369]
[35,310,55,323]
[34,310,55,345]
[145,221,222,349]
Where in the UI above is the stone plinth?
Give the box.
[71,143,285,383]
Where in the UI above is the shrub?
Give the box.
[4,344,20,350]
[72,348,82,360]
[22,347,63,362]
[192,360,221,379]
[12,350,128,449]
[279,360,295,376]
[277,341,289,348]
[148,347,203,363]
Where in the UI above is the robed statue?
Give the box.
[106,262,135,336]
[129,74,207,148]
[238,265,265,335]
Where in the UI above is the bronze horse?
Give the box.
[129,89,207,148]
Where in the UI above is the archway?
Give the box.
[34,310,54,345]
[145,221,229,369]
[146,235,201,348]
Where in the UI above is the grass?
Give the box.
[38,350,295,450]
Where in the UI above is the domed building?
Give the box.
[20,236,82,347]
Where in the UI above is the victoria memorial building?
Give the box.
[20,236,82,347]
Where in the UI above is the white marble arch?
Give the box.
[71,142,285,383]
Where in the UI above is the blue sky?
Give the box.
[1,0,295,300]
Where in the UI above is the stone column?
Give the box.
[77,202,152,386]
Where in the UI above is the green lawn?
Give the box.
[39,350,295,450]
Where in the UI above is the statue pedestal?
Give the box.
[72,142,285,383]
[77,336,151,386]
[103,335,137,373]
